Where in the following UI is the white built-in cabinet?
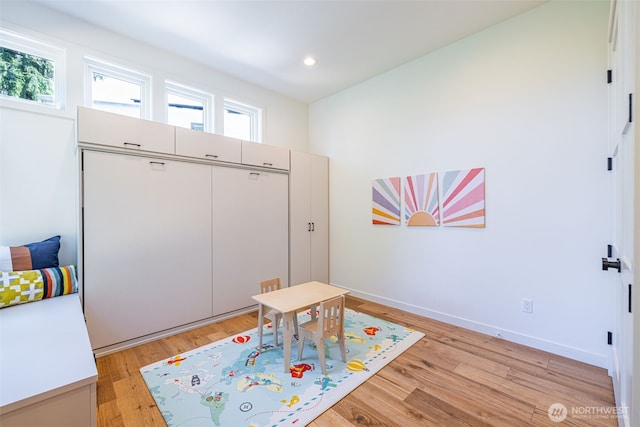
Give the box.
[289,151,329,285]
[0,294,97,427]
[78,107,295,353]
[78,107,175,154]
[241,140,290,170]
[175,126,241,163]
[82,151,214,349]
[212,167,289,315]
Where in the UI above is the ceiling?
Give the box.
[31,0,547,103]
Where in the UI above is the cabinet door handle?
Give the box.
[149,161,165,166]
[263,162,273,167]
[250,172,260,176]
[311,222,315,231]
[205,154,219,159]
[123,142,141,148]
[308,222,311,232]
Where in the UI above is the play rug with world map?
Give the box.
[140,308,424,427]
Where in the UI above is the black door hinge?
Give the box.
[607,69,612,84]
[607,331,613,345]
[607,157,613,171]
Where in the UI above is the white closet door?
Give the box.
[289,152,312,286]
[289,152,329,286]
[308,154,329,283]
[212,166,288,315]
[83,151,212,349]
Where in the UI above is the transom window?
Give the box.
[224,98,262,142]
[84,57,151,119]
[0,29,66,109]
[166,81,212,132]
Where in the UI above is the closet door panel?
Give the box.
[309,154,329,283]
[83,151,212,349]
[289,152,329,286]
[212,167,288,315]
[289,151,312,286]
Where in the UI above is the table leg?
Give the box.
[257,303,264,350]
[282,311,294,373]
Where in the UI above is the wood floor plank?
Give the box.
[507,366,616,409]
[307,408,352,426]
[403,360,536,425]
[332,386,430,426]
[112,375,166,426]
[96,399,124,427]
[95,296,618,426]
[426,338,511,377]
[547,354,614,390]
[404,387,498,427]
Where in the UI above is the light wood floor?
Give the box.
[96,296,618,426]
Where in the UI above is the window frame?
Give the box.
[223,97,263,143]
[165,80,213,132]
[0,28,66,110]
[84,56,151,120]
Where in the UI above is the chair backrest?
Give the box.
[260,278,281,294]
[318,295,345,338]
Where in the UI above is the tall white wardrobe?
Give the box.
[77,107,327,354]
[289,151,329,286]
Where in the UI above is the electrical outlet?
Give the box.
[522,298,533,313]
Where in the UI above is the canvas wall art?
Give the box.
[441,167,485,228]
[404,172,439,226]
[372,177,401,225]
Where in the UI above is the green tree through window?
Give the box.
[0,47,54,102]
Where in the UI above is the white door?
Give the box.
[289,151,313,286]
[289,152,329,286]
[212,166,289,315]
[83,151,213,349]
[606,2,636,426]
[309,154,329,283]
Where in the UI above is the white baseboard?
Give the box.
[344,287,609,369]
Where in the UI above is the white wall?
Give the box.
[0,1,308,261]
[310,1,612,367]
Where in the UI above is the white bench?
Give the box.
[0,294,98,427]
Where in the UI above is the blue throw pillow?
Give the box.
[24,236,61,269]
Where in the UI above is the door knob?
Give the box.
[602,257,621,272]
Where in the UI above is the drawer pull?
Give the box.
[150,161,165,166]
[123,142,141,148]
[263,162,273,167]
[205,154,219,159]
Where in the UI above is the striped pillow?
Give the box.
[0,265,77,309]
[41,265,78,298]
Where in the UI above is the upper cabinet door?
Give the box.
[174,127,241,164]
[77,106,175,155]
[241,140,290,170]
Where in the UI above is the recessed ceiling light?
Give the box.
[303,56,317,67]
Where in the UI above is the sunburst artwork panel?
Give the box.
[372,177,401,225]
[404,172,439,226]
[441,167,486,228]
